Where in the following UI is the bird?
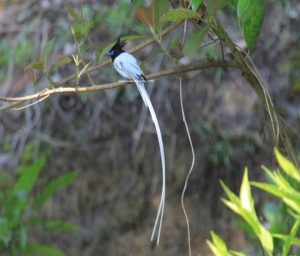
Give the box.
[107,38,166,245]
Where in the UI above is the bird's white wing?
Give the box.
[114,52,166,244]
[114,52,144,79]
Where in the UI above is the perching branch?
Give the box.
[0,60,237,109]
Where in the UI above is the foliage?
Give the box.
[0,145,78,255]
[208,149,300,256]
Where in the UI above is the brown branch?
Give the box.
[0,60,237,106]
[213,19,300,166]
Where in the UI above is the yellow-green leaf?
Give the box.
[283,220,300,256]
[66,3,81,22]
[274,148,300,183]
[239,168,254,213]
[161,8,200,21]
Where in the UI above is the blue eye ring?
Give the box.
[107,50,114,56]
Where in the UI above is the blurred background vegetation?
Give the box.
[0,0,300,255]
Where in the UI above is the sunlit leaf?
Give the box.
[273,233,300,247]
[220,181,240,205]
[283,220,300,256]
[274,148,300,183]
[211,231,228,253]
[221,171,273,254]
[207,240,221,256]
[252,182,300,213]
[230,251,247,256]
[239,168,254,213]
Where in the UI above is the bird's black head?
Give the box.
[106,38,127,61]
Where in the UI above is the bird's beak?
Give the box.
[106,51,111,56]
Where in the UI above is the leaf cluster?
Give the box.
[0,145,78,255]
[208,149,300,256]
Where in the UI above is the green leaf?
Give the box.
[239,168,254,213]
[274,148,300,183]
[50,56,72,73]
[19,225,27,251]
[283,220,300,256]
[237,0,265,50]
[42,38,56,71]
[161,8,200,21]
[66,3,81,22]
[183,27,209,56]
[211,231,228,253]
[154,0,170,32]
[192,0,202,11]
[207,240,220,256]
[206,0,228,14]
[273,234,300,247]
[44,220,79,233]
[221,170,273,254]
[230,251,246,256]
[0,217,12,247]
[220,181,240,205]
[207,232,234,256]
[252,182,300,213]
[228,0,238,8]
[72,22,93,39]
[13,155,46,195]
[26,61,44,71]
[25,244,65,256]
[33,171,78,210]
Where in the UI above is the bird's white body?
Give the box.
[113,52,166,244]
[113,52,143,79]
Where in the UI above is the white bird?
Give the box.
[107,38,166,245]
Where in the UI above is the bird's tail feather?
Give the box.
[135,80,166,245]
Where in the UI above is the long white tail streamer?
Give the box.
[134,80,166,245]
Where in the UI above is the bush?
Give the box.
[208,149,300,256]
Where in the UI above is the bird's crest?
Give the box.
[110,38,127,51]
